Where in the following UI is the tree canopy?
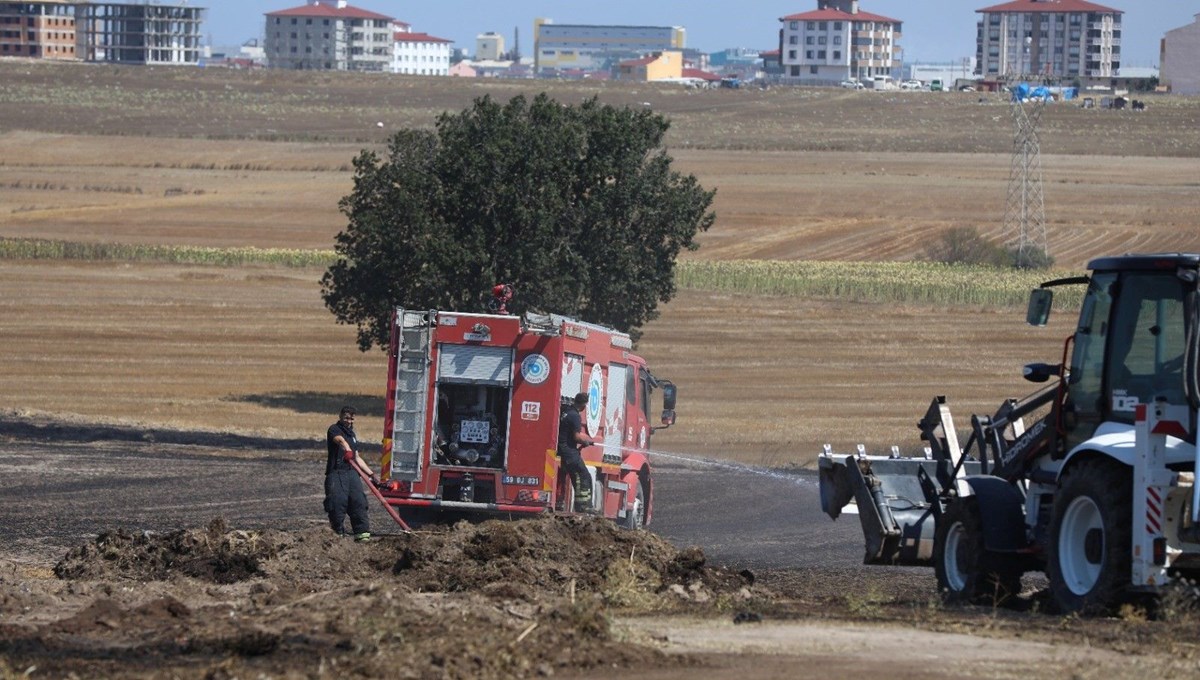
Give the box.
[321,93,716,351]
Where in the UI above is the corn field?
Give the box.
[2,238,1084,308]
[0,238,334,268]
[676,260,1085,309]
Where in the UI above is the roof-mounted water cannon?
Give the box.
[489,284,514,314]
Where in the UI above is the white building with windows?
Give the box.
[1161,14,1200,95]
[392,29,451,75]
[778,0,902,83]
[975,0,1123,80]
[264,0,393,71]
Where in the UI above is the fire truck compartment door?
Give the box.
[438,345,513,386]
[604,364,627,462]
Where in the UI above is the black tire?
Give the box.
[934,496,1022,605]
[621,479,646,530]
[1047,458,1132,615]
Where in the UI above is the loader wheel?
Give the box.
[622,478,646,530]
[1048,458,1132,615]
[934,496,1022,606]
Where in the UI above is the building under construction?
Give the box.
[0,1,205,65]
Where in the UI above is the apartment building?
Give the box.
[1161,14,1200,95]
[76,2,204,64]
[0,1,76,60]
[975,0,1123,80]
[393,28,451,76]
[264,0,392,71]
[1,1,203,64]
[533,18,685,74]
[778,0,902,82]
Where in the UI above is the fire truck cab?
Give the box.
[379,307,676,528]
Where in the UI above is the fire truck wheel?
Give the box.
[622,479,646,530]
[933,496,1021,606]
[1048,458,1132,615]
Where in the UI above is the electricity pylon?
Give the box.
[1004,93,1049,269]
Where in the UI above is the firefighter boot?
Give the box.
[573,484,594,514]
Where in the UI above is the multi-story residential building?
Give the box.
[264,0,392,71]
[1161,14,1200,95]
[76,2,204,64]
[1,1,204,64]
[393,28,451,76]
[975,0,1123,80]
[533,18,685,74]
[0,1,76,60]
[778,0,902,82]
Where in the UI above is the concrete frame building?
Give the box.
[76,2,204,65]
[778,1,902,83]
[533,18,685,74]
[975,0,1123,81]
[1161,14,1200,95]
[0,1,76,60]
[2,1,204,64]
[393,28,451,76]
[264,0,392,71]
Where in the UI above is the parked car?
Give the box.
[839,79,864,90]
[901,80,923,90]
[930,79,944,92]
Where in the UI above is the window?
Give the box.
[788,49,796,59]
[806,22,815,30]
[806,50,813,59]
[834,22,842,30]
[789,21,798,30]
[833,50,841,60]
[810,65,818,74]
[819,22,827,30]
[833,36,841,45]
[806,36,814,44]
[818,50,826,59]
[789,36,798,45]
[818,36,826,45]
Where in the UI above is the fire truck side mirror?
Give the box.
[660,409,676,427]
[1027,288,1053,327]
[661,383,677,411]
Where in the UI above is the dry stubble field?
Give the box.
[2,60,1200,678]
[1,61,1197,461]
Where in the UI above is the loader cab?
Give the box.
[1049,255,1199,451]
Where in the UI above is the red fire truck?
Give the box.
[377,303,676,528]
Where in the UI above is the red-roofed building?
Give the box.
[778,1,902,83]
[392,29,453,75]
[975,0,1123,80]
[264,0,395,71]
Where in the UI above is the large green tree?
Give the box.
[322,93,716,351]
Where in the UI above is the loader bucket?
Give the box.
[818,453,954,566]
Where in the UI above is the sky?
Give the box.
[200,1,1199,68]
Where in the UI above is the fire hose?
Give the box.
[349,456,412,533]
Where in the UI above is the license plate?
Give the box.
[458,419,490,444]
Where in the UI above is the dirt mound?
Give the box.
[54,518,276,584]
[54,515,759,608]
[9,517,762,679]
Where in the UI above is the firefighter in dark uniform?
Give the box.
[325,406,374,541]
[558,392,596,512]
